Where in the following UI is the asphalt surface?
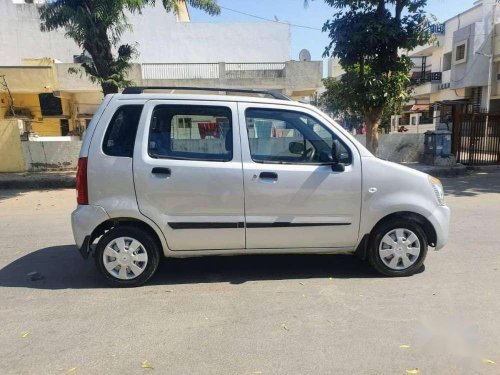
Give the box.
[0,170,499,374]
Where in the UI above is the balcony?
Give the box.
[139,61,322,97]
[411,71,442,97]
[411,71,442,85]
[0,66,57,93]
[408,35,445,58]
[50,61,323,98]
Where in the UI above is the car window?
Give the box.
[245,108,351,164]
[148,105,232,162]
[102,105,143,157]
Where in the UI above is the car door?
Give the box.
[133,100,245,251]
[238,103,362,249]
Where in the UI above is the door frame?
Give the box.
[133,99,246,251]
[236,101,363,249]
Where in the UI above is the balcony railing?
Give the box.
[142,63,219,80]
[141,62,286,80]
[411,71,442,85]
[225,63,285,79]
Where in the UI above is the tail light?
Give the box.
[76,157,88,205]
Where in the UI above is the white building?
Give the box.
[406,0,500,127]
[0,0,323,136]
[327,1,500,131]
[1,0,291,65]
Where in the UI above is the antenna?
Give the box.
[299,49,312,62]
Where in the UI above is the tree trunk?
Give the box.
[364,107,384,155]
[83,27,118,96]
[101,82,119,96]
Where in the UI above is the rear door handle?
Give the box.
[259,172,278,180]
[152,167,171,177]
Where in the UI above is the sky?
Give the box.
[189,0,475,61]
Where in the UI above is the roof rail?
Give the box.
[121,86,291,101]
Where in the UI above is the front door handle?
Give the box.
[152,167,171,177]
[259,172,278,180]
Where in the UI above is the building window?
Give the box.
[454,41,467,65]
[443,52,452,71]
[60,119,69,136]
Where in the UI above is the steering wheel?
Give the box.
[303,147,315,161]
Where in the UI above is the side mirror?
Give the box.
[330,141,345,172]
[331,163,345,172]
[289,141,305,155]
[319,150,333,162]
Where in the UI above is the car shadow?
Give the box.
[0,245,380,290]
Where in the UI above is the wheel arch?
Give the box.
[356,211,437,260]
[371,211,437,246]
[89,217,164,256]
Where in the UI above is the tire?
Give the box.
[95,226,160,287]
[368,219,428,277]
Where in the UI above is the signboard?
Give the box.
[429,24,445,34]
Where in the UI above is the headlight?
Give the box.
[428,176,445,206]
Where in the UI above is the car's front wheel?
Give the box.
[95,226,160,287]
[368,219,428,277]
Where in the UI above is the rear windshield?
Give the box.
[102,105,143,157]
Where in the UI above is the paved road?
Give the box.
[0,170,500,374]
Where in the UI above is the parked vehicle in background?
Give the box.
[71,87,450,287]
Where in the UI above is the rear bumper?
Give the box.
[71,205,109,257]
[427,205,451,250]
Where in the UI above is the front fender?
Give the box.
[359,157,439,237]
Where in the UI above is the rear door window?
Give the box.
[148,105,233,162]
[102,105,143,157]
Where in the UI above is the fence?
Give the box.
[454,113,500,165]
[225,63,285,79]
[141,62,286,80]
[22,141,82,171]
[142,63,220,80]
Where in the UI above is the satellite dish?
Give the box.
[299,49,311,61]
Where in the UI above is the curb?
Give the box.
[426,166,469,178]
[0,174,75,190]
[402,163,469,178]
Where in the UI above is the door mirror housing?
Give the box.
[319,150,333,163]
[289,141,305,155]
[325,143,345,172]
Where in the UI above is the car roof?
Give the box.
[112,93,312,109]
[112,93,303,104]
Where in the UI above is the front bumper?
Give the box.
[427,205,451,250]
[71,204,109,258]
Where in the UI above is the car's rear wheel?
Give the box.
[95,226,160,287]
[368,219,428,277]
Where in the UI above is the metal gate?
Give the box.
[454,113,500,165]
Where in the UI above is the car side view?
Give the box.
[71,87,450,287]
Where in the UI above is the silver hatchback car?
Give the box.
[72,87,450,287]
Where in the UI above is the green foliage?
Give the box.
[321,60,413,116]
[39,0,220,94]
[319,0,433,152]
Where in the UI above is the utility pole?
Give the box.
[486,2,497,113]
[0,75,16,117]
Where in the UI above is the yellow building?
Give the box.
[0,58,101,137]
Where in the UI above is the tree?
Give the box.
[39,0,220,95]
[319,0,433,154]
[320,76,363,133]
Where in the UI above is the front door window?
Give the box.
[245,108,351,165]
